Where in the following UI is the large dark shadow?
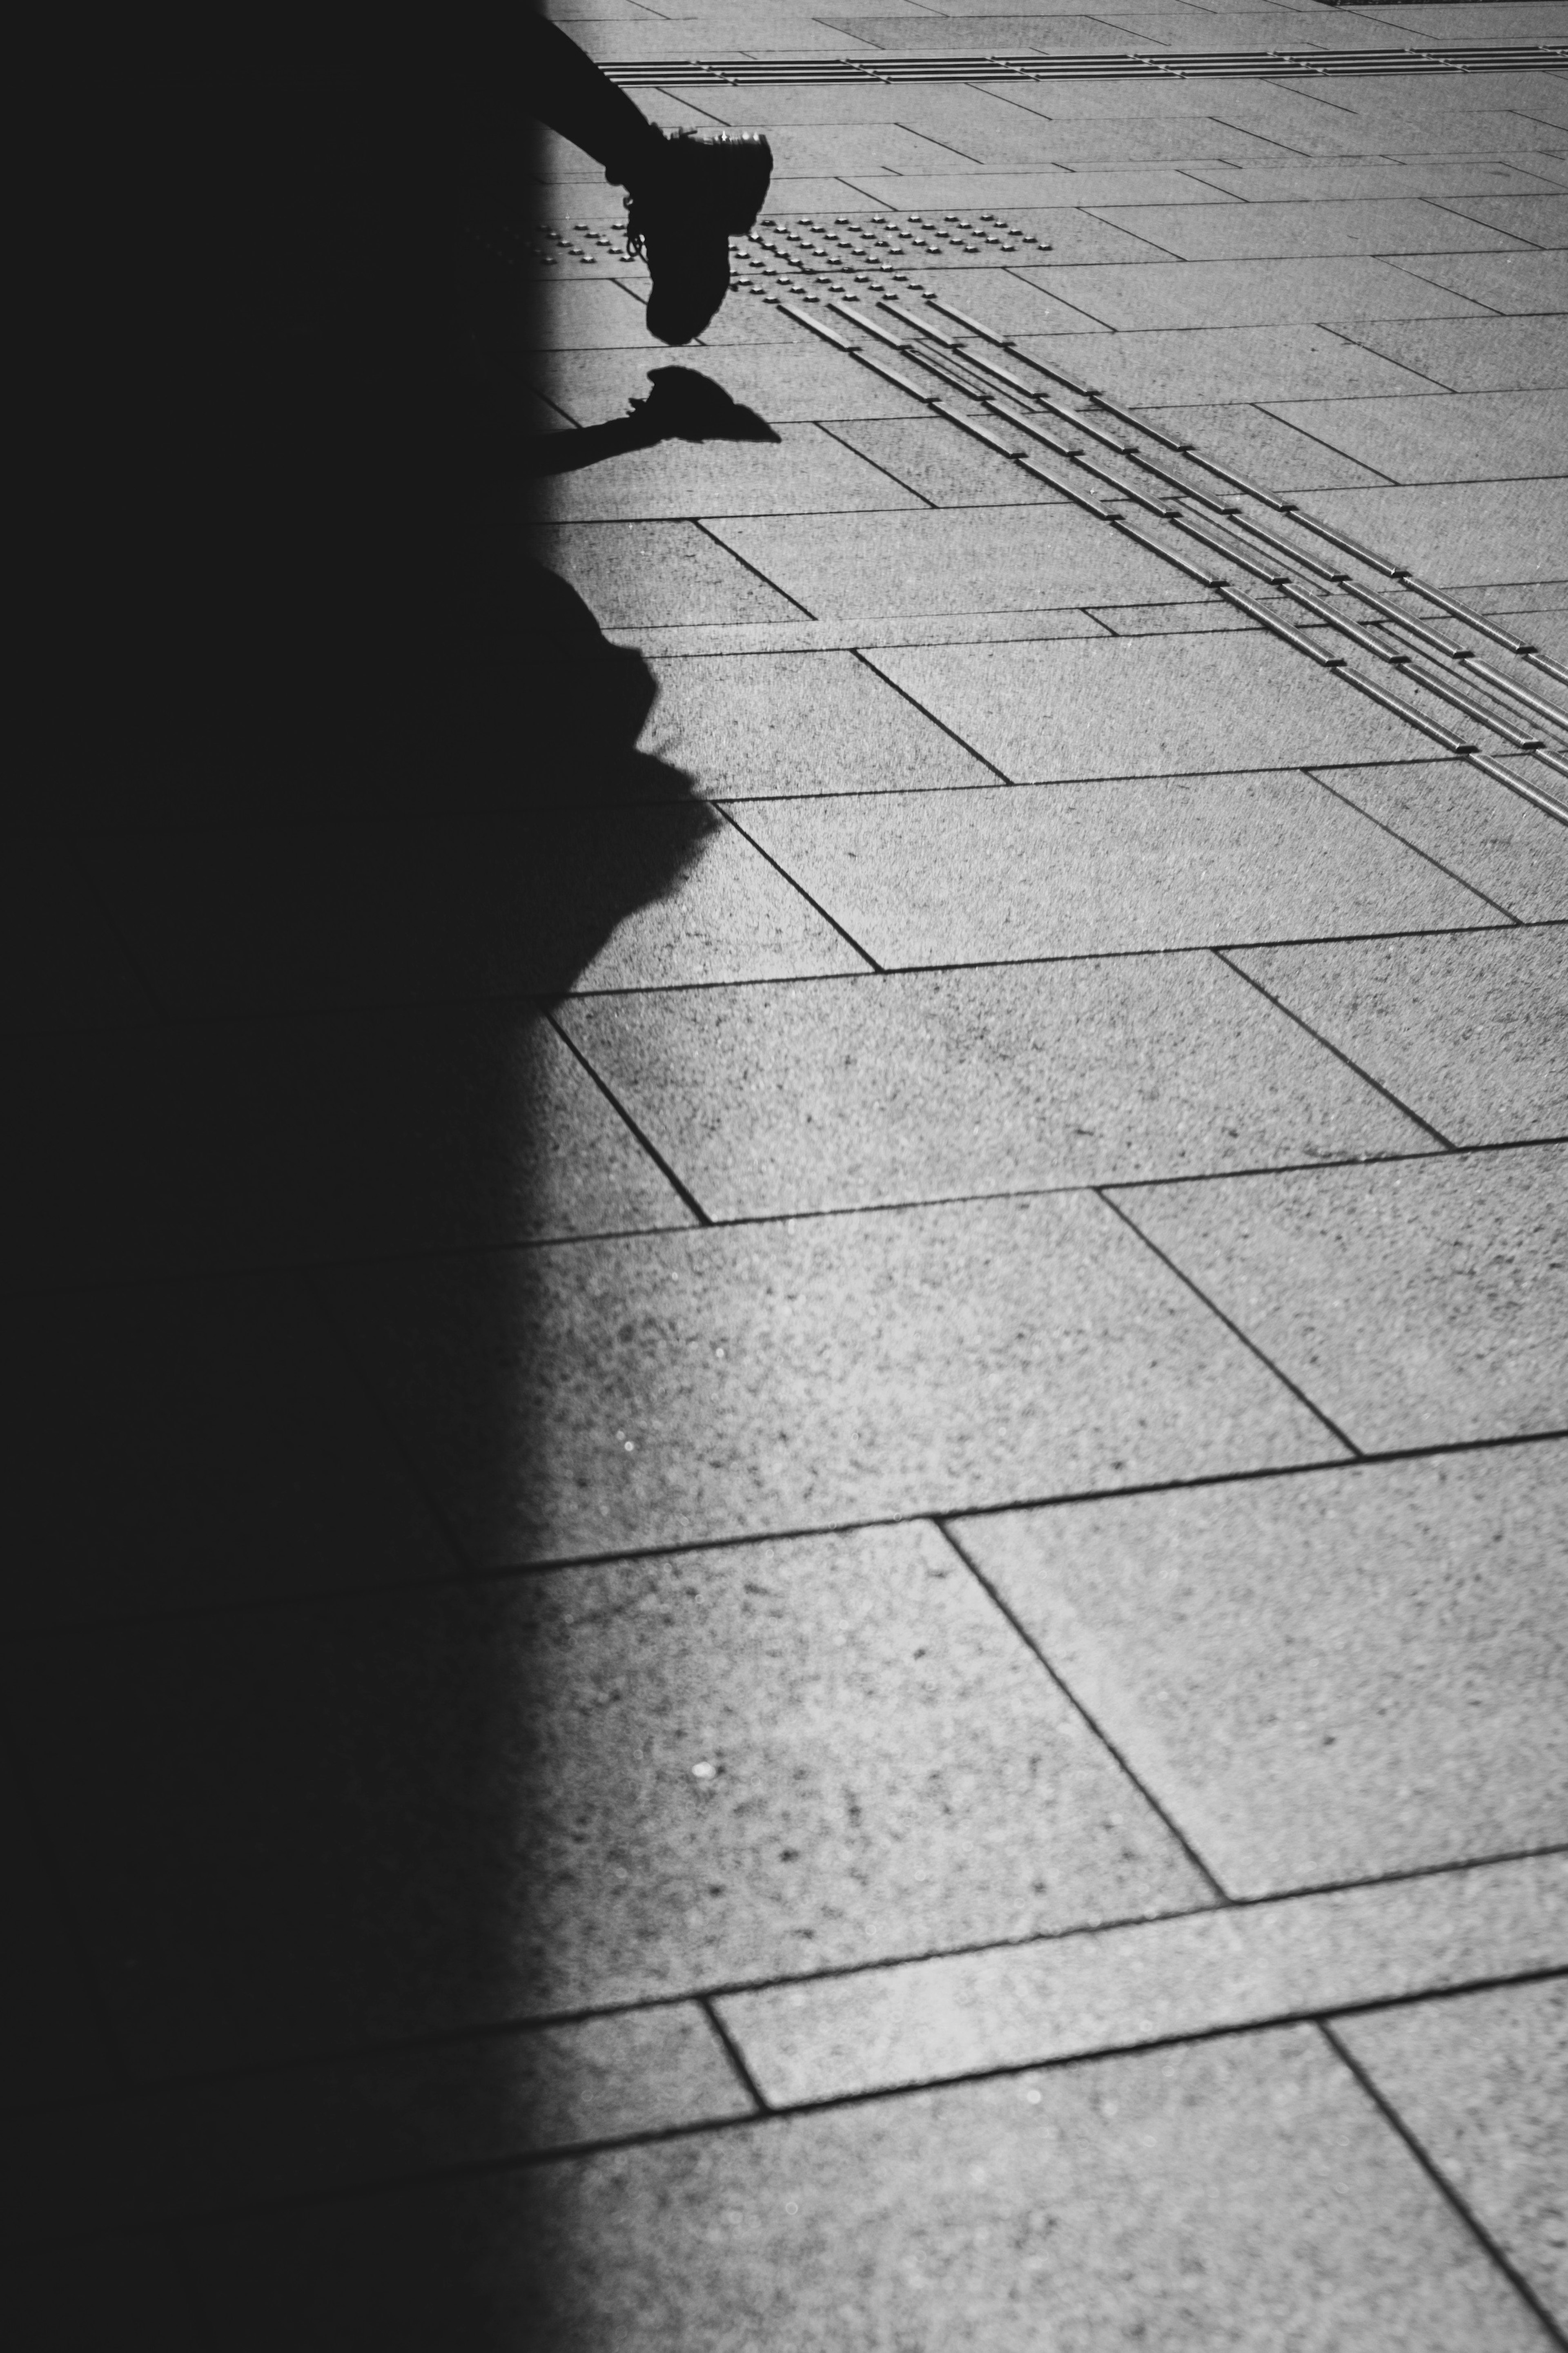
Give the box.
[8,43,752,2349]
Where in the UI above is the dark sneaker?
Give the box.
[624,131,773,344]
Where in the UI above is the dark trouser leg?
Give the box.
[462,8,661,183]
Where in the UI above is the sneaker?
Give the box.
[624,131,773,345]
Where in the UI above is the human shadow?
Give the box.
[526,365,779,476]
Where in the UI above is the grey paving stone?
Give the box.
[822,415,1068,506]
[890,267,1110,338]
[1086,595,1256,633]
[718,1853,1568,2105]
[1010,321,1433,403]
[948,117,1294,169]
[964,1441,1568,1894]
[1182,159,1568,205]
[1340,1980,1568,2327]
[324,1191,1338,1566]
[708,504,1179,617]
[17,2007,753,2240]
[1392,249,1568,314]
[5,1526,1208,2066]
[535,275,653,350]
[1110,1145,1568,1449]
[4,1006,694,1284]
[1329,316,1568,392]
[765,123,998,178]
[540,342,927,425]
[535,520,804,625]
[1312,758,1568,922]
[80,811,865,1015]
[644,649,1000,796]
[176,2031,1560,2352]
[1024,255,1488,331]
[610,606,1111,657]
[535,419,924,523]
[1089,197,1529,262]
[1265,390,1568,485]
[1231,928,1568,1147]
[866,632,1440,782]
[1140,399,1392,489]
[1297,482,1568,586]
[1434,192,1568,248]
[559,956,1432,1220]
[733,768,1494,968]
[0,839,158,1031]
[4,1276,454,1630]
[856,193,1178,260]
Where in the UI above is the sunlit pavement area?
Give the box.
[10,2,1568,2345]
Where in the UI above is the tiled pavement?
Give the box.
[11,4,1568,2346]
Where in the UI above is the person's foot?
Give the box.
[623,131,773,344]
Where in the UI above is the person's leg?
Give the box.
[517,13,662,185]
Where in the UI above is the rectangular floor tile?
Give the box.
[1296,481,1568,586]
[535,417,925,522]
[1023,256,1488,331]
[1265,390,1568,484]
[731,768,1496,966]
[1010,321,1433,403]
[16,2007,753,2243]
[174,2032,1557,2353]
[1434,192,1568,247]
[1328,316,1568,392]
[1230,927,1568,1146]
[1138,396,1394,489]
[78,810,866,1015]
[4,1276,454,1630]
[4,1524,1208,2065]
[324,1191,1339,1566]
[4,1005,693,1284]
[719,1853,1568,2105]
[1110,1146,1568,1449]
[707,505,1179,618]
[1392,249,1568,314]
[865,632,1438,781]
[645,648,1002,796]
[1339,1980,1568,2328]
[538,342,927,425]
[1087,197,1530,261]
[558,956,1433,1220]
[534,520,806,625]
[1312,758,1568,922]
[960,1441,1568,1894]
[822,415,1068,507]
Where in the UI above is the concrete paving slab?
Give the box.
[0,839,158,1031]
[822,414,1069,505]
[1266,389,1568,484]
[732,767,1496,967]
[540,341,927,424]
[850,181,1193,243]
[558,955,1432,1220]
[764,123,1002,178]
[1231,927,1568,1147]
[1010,321,1435,402]
[1139,398,1392,488]
[176,2032,1560,2351]
[1110,1144,1568,1449]
[709,503,1180,616]
[611,605,1112,656]
[535,519,806,624]
[1024,255,1490,330]
[1086,595,1255,633]
[1312,758,1568,922]
[1295,481,1568,585]
[80,810,866,1015]
[644,648,1002,795]
[945,117,1298,169]
[964,1441,1568,1892]
[1434,193,1568,248]
[866,632,1440,781]
[4,1006,695,1284]
[535,417,924,522]
[323,1191,1339,1566]
[1392,249,1568,315]
[535,276,655,350]
[1340,1980,1568,2328]
[1328,315,1568,392]
[891,268,1110,337]
[718,1853,1568,2104]
[1089,196,1529,262]
[3,1276,454,1630]
[1180,161,1568,204]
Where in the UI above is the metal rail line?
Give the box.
[605,44,1568,86]
[767,292,1568,823]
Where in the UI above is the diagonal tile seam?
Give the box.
[1305,764,1531,920]
[1319,2017,1568,2348]
[543,1008,714,1226]
[1094,1184,1363,1454]
[711,1851,1568,2110]
[713,800,886,968]
[1214,944,1459,1148]
[690,515,817,619]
